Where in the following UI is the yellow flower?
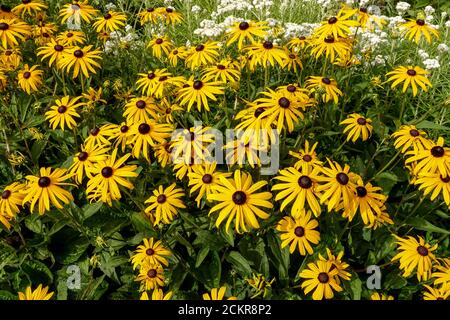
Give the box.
[0,47,22,71]
[135,263,165,291]
[92,11,127,33]
[203,287,237,300]
[432,258,450,289]
[56,30,86,46]
[313,7,359,40]
[177,76,224,112]
[138,7,163,25]
[18,285,54,300]
[207,170,273,233]
[370,292,394,300]
[68,144,109,184]
[140,289,173,300]
[422,285,450,300]
[59,0,99,24]
[0,18,31,48]
[391,125,431,153]
[159,7,183,25]
[37,39,69,67]
[128,121,172,161]
[391,235,437,281]
[400,18,439,44]
[147,35,174,59]
[386,66,432,97]
[299,259,342,300]
[0,182,26,229]
[276,210,320,255]
[202,58,241,83]
[185,41,220,70]
[289,140,323,172]
[130,238,172,269]
[226,20,268,49]
[306,76,343,104]
[136,68,184,98]
[246,274,275,299]
[318,248,351,283]
[144,183,186,226]
[167,46,188,66]
[405,137,450,177]
[244,40,289,69]
[310,35,352,62]
[415,172,450,207]
[123,97,159,123]
[58,45,102,78]
[340,113,373,142]
[23,167,74,215]
[45,96,84,131]
[17,64,43,94]
[12,0,47,18]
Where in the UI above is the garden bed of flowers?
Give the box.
[0,0,450,301]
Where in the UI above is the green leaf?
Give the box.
[195,247,210,268]
[406,217,450,234]
[226,251,252,277]
[22,260,54,284]
[0,290,16,300]
[416,120,450,131]
[82,202,103,220]
[349,277,362,300]
[384,272,407,290]
[55,238,90,264]
[373,172,398,193]
[24,213,44,234]
[31,138,48,163]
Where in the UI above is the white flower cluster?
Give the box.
[369,54,386,67]
[252,0,273,17]
[384,15,406,29]
[105,2,117,11]
[424,5,435,16]
[358,28,388,53]
[445,20,450,28]
[418,49,429,60]
[423,58,440,70]
[395,2,410,15]
[213,0,254,17]
[104,25,140,55]
[437,43,449,53]
[194,16,242,38]
[191,5,202,14]
[283,22,320,39]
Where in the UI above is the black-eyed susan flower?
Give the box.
[45,96,84,131]
[371,292,394,300]
[18,285,54,300]
[272,166,322,217]
[340,113,373,142]
[287,35,310,51]
[136,68,183,98]
[276,210,320,255]
[185,41,220,70]
[17,64,43,94]
[0,182,25,229]
[310,35,352,62]
[68,144,109,184]
[159,7,183,25]
[84,124,115,149]
[391,235,437,281]
[23,167,74,215]
[144,183,186,226]
[283,51,303,72]
[187,162,231,207]
[202,58,241,83]
[147,35,173,59]
[59,0,99,25]
[245,40,289,69]
[138,7,162,25]
[224,136,265,168]
[167,46,187,66]
[289,140,322,172]
[207,170,273,233]
[405,137,450,177]
[422,285,450,300]
[365,207,394,230]
[177,76,224,112]
[316,159,358,213]
[314,8,359,40]
[158,98,183,124]
[58,45,102,78]
[391,125,431,153]
[123,97,159,123]
[128,121,172,161]
[386,66,432,97]
[400,18,439,44]
[0,18,31,48]
[432,258,450,289]
[92,11,126,33]
[56,30,86,45]
[0,69,6,91]
[203,287,237,300]
[130,238,172,269]
[135,263,165,291]
[306,76,343,104]
[226,20,268,49]
[82,86,106,109]
[12,0,48,18]
[140,289,173,300]
[37,39,69,67]
[319,248,351,284]
[86,149,138,206]
[0,47,22,71]
[415,172,450,206]
[154,141,173,168]
[173,159,199,180]
[299,259,342,300]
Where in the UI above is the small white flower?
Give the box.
[191,5,202,14]
[105,3,117,11]
[424,5,435,16]
[423,58,440,70]
[445,20,450,28]
[418,49,429,60]
[395,2,410,15]
[437,43,449,53]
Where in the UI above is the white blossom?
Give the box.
[423,58,440,70]
[437,43,449,53]
[105,3,117,11]
[395,2,410,15]
[424,6,435,16]
[191,5,202,14]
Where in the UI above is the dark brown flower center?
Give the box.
[195,44,205,51]
[440,175,450,183]
[42,33,50,38]
[0,23,9,31]
[54,45,64,52]
[147,8,154,12]
[278,97,290,108]
[303,154,312,162]
[328,16,338,24]
[294,226,305,237]
[58,105,67,113]
[299,36,306,40]
[416,19,425,26]
[289,53,296,59]
[431,146,445,158]
[193,80,203,90]
[38,176,51,188]
[286,85,296,92]
[202,174,213,184]
[159,76,168,82]
[417,245,428,256]
[101,166,113,178]
[409,129,419,137]
[138,123,151,134]
[298,175,313,189]
[263,41,273,49]
[217,64,226,70]
[136,100,146,109]
[23,72,31,79]
[78,151,89,161]
[104,13,112,20]
[146,248,155,256]
[1,190,11,199]
[254,107,265,118]
[321,77,331,85]
[166,8,173,13]
[407,69,416,76]
[357,117,367,125]
[360,7,367,13]
[74,49,84,58]
[172,50,178,55]
[318,272,329,283]
[66,32,73,37]
[91,127,100,136]
[324,36,335,43]
[147,269,157,278]
[22,0,31,3]
[147,72,156,79]
[120,125,129,133]
[157,194,166,204]
[165,108,172,114]
[336,172,349,185]
[356,186,367,197]
[239,21,250,30]
[155,38,163,44]
[232,191,247,205]
[4,50,12,56]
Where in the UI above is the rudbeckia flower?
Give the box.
[12,0,48,18]
[405,137,450,177]
[0,18,31,48]
[167,46,188,66]
[58,45,102,78]
[226,20,268,49]
[144,183,186,225]
[313,7,359,39]
[177,76,224,112]
[147,35,174,59]
[289,140,323,172]
[306,76,343,104]
[185,41,220,70]
[135,263,165,290]
[140,289,173,300]
[159,7,183,25]
[68,144,109,184]
[18,285,54,300]
[415,172,450,206]
[17,64,43,94]
[202,58,241,83]
[92,11,127,33]
[422,285,450,300]
[202,287,237,300]
[37,39,69,67]
[310,35,352,62]
[400,18,439,44]
[244,40,289,68]
[340,113,373,142]
[386,66,432,97]
[370,292,394,300]
[138,7,163,25]
[45,96,84,130]
[128,121,173,161]
[299,259,343,300]
[391,125,431,153]
[130,237,172,269]
[0,182,26,229]
[59,0,99,25]
[56,30,86,45]
[123,97,159,123]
